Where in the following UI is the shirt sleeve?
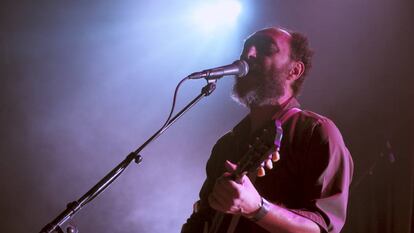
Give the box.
[181,134,231,233]
[297,118,353,233]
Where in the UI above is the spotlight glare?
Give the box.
[191,0,242,34]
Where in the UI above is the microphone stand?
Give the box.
[39,79,217,233]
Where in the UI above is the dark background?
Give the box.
[1,1,413,232]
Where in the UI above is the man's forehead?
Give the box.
[245,28,291,45]
[258,28,290,36]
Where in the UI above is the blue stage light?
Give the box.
[190,0,242,34]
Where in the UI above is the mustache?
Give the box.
[244,60,261,74]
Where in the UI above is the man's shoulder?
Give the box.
[294,109,338,127]
[298,109,330,121]
[216,116,250,143]
[296,109,345,143]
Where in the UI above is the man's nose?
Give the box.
[242,45,257,60]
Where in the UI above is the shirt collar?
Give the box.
[232,97,301,136]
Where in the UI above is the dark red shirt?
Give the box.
[182,98,353,233]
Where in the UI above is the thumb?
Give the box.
[224,160,237,172]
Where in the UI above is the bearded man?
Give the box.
[181,27,353,233]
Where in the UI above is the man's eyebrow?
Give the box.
[259,36,280,51]
[269,39,279,50]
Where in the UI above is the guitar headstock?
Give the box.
[232,120,283,180]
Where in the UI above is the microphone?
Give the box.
[187,60,249,80]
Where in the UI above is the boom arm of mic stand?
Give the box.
[39,80,217,233]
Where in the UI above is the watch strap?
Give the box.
[250,197,270,222]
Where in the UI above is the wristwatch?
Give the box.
[249,197,270,222]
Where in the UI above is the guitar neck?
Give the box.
[206,120,283,233]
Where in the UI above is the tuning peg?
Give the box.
[257,166,266,177]
[272,151,280,162]
[265,159,273,169]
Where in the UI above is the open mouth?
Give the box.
[246,61,260,73]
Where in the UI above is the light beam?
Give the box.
[190,0,242,34]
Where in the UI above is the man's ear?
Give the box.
[288,61,305,81]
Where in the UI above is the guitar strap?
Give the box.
[225,107,302,233]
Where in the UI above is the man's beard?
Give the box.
[231,67,288,108]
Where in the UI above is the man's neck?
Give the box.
[249,94,293,133]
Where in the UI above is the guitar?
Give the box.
[205,120,283,233]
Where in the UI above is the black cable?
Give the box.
[160,76,190,131]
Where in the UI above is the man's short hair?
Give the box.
[288,31,314,96]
